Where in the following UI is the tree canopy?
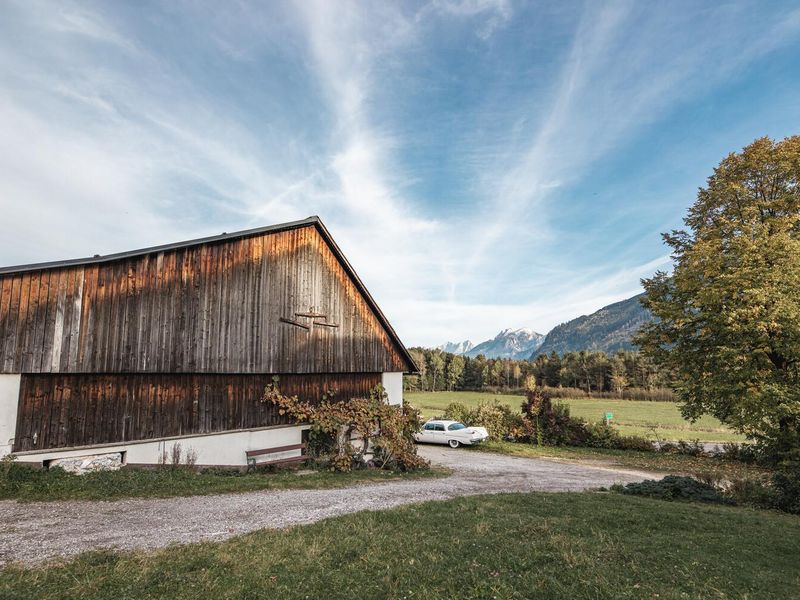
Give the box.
[637,136,800,450]
[404,346,670,398]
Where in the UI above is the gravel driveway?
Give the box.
[0,446,652,565]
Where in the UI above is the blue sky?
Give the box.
[0,1,799,347]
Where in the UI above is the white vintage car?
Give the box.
[413,419,489,448]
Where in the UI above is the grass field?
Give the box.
[0,464,447,503]
[407,390,745,442]
[3,492,798,599]
[474,441,769,480]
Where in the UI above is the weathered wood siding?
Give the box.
[13,372,382,452]
[0,225,407,374]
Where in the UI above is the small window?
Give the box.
[433,423,445,431]
[448,423,466,431]
[423,423,435,431]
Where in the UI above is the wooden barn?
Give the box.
[0,216,416,468]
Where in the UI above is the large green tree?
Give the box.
[428,351,445,392]
[445,354,465,391]
[637,136,800,450]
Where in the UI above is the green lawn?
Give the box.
[474,441,769,481]
[3,492,798,599]
[0,464,447,503]
[407,390,745,442]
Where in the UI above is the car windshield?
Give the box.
[447,423,466,431]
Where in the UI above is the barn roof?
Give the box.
[0,216,321,275]
[0,216,417,373]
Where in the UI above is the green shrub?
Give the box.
[614,475,734,505]
[658,439,705,457]
[720,442,760,463]
[725,477,775,508]
[614,435,655,451]
[443,400,524,440]
[583,422,620,448]
[464,400,520,439]
[583,422,653,451]
[541,402,588,445]
[520,390,587,446]
[771,468,800,514]
[519,389,654,451]
[442,402,470,424]
[716,467,800,515]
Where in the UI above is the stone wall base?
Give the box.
[50,452,123,475]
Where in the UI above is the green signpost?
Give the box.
[604,412,613,424]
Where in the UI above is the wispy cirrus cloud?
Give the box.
[0,0,799,347]
[470,1,800,269]
[428,0,512,39]
[290,0,451,305]
[0,1,318,245]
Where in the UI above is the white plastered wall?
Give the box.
[0,374,20,458]
[13,424,308,467]
[382,372,403,406]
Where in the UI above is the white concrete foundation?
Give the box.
[0,374,21,458]
[382,372,403,406]
[13,424,308,468]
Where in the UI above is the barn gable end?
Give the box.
[0,217,415,375]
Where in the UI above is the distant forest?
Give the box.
[405,348,673,399]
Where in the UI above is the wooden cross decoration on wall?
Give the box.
[279,308,339,331]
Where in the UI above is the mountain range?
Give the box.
[435,294,651,359]
[438,328,544,360]
[533,294,650,357]
[437,340,474,355]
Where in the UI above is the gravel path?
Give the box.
[0,446,653,565]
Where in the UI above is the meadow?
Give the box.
[406,390,745,443]
[3,492,797,599]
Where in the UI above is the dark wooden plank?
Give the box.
[69,267,86,371]
[185,246,200,372]
[34,270,53,372]
[112,261,129,372]
[13,376,32,450]
[246,442,306,457]
[0,224,408,375]
[138,254,155,371]
[0,278,12,365]
[20,271,40,372]
[1,276,21,372]
[93,265,110,372]
[60,268,76,372]
[48,270,67,372]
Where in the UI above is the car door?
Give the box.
[418,422,436,443]
[432,422,446,444]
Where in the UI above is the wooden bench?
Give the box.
[246,443,307,469]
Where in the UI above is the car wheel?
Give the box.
[448,439,460,449]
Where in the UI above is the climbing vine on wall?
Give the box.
[262,378,428,472]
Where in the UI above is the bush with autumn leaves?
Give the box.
[443,387,652,451]
[262,378,428,472]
